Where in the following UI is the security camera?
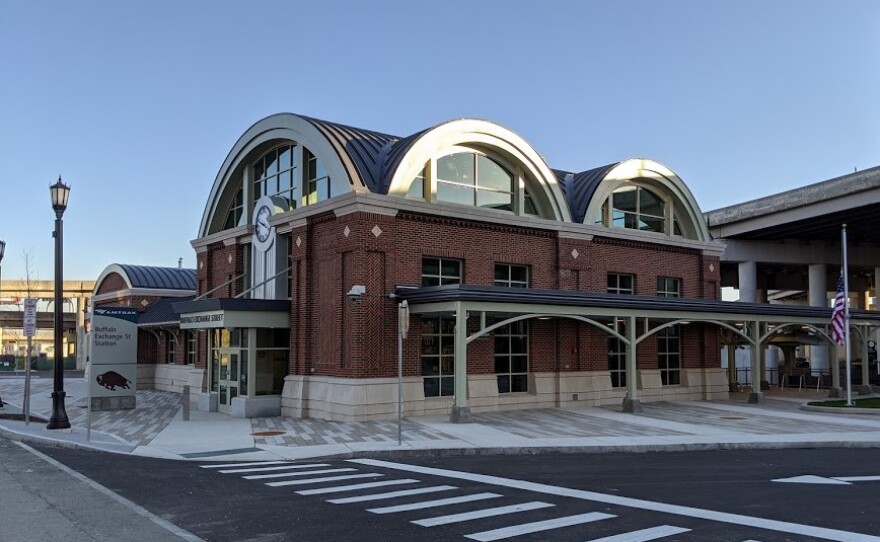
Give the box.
[346,285,366,302]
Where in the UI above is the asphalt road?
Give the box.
[23,445,880,542]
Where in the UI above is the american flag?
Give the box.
[831,273,847,345]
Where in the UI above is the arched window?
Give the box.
[254,144,297,208]
[405,150,541,217]
[595,185,667,234]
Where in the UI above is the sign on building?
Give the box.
[88,307,139,410]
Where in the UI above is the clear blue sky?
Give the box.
[1,1,877,283]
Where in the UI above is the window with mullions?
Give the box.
[494,264,528,288]
[223,183,244,230]
[165,333,176,364]
[607,273,634,295]
[186,331,196,365]
[422,258,462,286]
[657,277,681,298]
[303,149,330,206]
[658,325,681,385]
[254,144,297,208]
[495,320,528,393]
[595,185,666,234]
[421,316,455,397]
[436,153,514,212]
[608,318,627,388]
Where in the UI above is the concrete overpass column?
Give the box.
[808,264,830,382]
[738,262,757,303]
[748,320,763,403]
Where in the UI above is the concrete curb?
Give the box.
[3,419,879,461]
[800,404,880,415]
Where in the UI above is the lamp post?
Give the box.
[47,176,71,430]
[0,239,5,407]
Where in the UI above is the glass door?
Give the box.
[218,351,239,413]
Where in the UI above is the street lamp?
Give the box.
[47,176,71,430]
[0,239,5,407]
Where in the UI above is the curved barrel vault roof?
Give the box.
[199,114,710,240]
[94,264,196,294]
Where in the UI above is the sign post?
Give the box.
[22,298,36,425]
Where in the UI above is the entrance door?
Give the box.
[218,351,239,413]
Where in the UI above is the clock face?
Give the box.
[254,204,273,244]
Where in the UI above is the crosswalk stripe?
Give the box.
[326,484,455,503]
[368,493,501,514]
[243,468,356,480]
[200,461,289,469]
[741,540,764,542]
[465,512,616,541]
[266,473,382,487]
[583,525,692,542]
[219,464,329,474]
[412,502,553,527]
[302,479,423,497]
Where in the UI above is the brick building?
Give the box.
[171,113,880,421]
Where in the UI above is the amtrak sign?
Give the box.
[88,307,138,408]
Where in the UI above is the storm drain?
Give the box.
[252,430,286,437]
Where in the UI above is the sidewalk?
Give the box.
[2,374,880,461]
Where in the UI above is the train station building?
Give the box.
[92,113,880,422]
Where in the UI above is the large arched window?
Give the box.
[594,185,672,235]
[220,143,332,230]
[405,150,540,216]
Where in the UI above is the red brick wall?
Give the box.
[207,209,722,382]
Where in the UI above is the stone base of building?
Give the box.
[279,367,730,421]
[231,395,281,418]
[91,395,135,411]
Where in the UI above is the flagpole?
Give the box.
[842,224,852,406]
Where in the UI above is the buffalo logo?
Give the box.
[96,371,131,391]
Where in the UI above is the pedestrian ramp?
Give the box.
[197,460,789,541]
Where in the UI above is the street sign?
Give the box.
[23,298,37,337]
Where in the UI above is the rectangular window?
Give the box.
[422,257,462,287]
[494,263,528,288]
[165,333,176,364]
[186,331,196,365]
[658,325,681,385]
[657,277,681,298]
[607,273,634,295]
[495,320,528,393]
[407,167,426,199]
[254,144,297,209]
[608,318,626,388]
[421,316,455,397]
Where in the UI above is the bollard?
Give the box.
[182,385,190,421]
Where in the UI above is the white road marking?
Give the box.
[326,485,456,503]
[266,473,382,487]
[368,493,501,514]
[772,475,850,485]
[352,458,880,542]
[200,461,290,469]
[582,525,692,542]
[412,501,553,527]
[836,475,880,482]
[218,464,329,474]
[243,467,356,480]
[298,479,421,496]
[465,511,616,541]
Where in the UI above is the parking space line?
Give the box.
[267,473,382,487]
[412,502,554,527]
[219,464,329,474]
[368,493,501,514]
[200,461,291,469]
[464,512,616,541]
[582,525,691,542]
[244,468,356,480]
[299,479,421,496]
[326,485,456,503]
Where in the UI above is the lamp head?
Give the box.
[346,284,366,302]
[0,239,5,263]
[50,176,71,216]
